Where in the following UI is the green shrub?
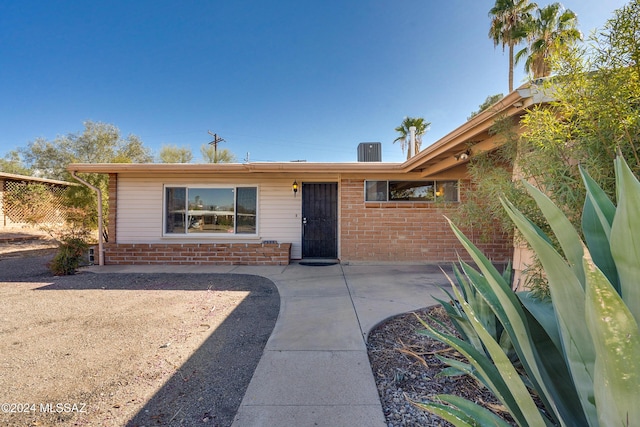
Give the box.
[414,155,640,426]
[49,236,89,275]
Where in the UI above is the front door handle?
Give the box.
[302,217,307,224]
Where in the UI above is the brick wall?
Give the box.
[104,242,291,266]
[340,178,512,263]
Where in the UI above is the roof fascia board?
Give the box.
[0,172,77,186]
[401,88,528,172]
[67,162,405,175]
[418,133,506,177]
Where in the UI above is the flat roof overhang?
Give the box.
[0,172,77,186]
[67,161,405,175]
[68,83,547,178]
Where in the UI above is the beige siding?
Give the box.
[116,174,303,258]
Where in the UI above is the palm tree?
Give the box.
[489,0,537,92]
[515,3,582,79]
[393,117,430,159]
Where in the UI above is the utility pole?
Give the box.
[207,130,226,162]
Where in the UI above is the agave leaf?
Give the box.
[584,253,640,426]
[502,260,513,285]
[434,295,476,340]
[415,313,525,422]
[458,261,498,339]
[497,330,518,364]
[438,395,517,427]
[452,282,548,427]
[435,356,475,377]
[448,217,587,426]
[437,365,469,378]
[522,180,585,286]
[517,292,562,353]
[580,165,619,290]
[434,294,463,321]
[453,263,471,300]
[582,195,620,292]
[417,320,494,390]
[409,399,478,427]
[433,301,484,352]
[579,164,616,237]
[610,156,640,322]
[414,394,514,427]
[502,198,597,425]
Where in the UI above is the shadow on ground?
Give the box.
[0,255,279,427]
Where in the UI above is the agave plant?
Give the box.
[433,263,518,377]
[414,156,640,426]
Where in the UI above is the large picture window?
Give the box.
[164,186,257,235]
[365,180,458,202]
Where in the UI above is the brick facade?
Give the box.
[104,242,291,265]
[339,178,512,263]
[101,174,510,266]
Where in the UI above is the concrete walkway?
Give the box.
[84,262,451,427]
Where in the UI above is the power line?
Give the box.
[207,130,226,161]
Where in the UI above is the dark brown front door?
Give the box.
[302,183,338,258]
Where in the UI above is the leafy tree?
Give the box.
[19,121,152,180]
[17,121,153,233]
[393,116,431,159]
[158,144,193,163]
[515,2,582,79]
[0,151,31,175]
[200,144,236,163]
[519,0,640,211]
[456,0,640,291]
[489,0,537,92]
[468,93,505,120]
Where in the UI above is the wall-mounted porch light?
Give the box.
[292,180,299,197]
[454,149,471,161]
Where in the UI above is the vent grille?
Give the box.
[357,142,382,162]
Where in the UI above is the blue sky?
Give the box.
[0,0,628,164]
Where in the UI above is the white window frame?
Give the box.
[162,184,259,237]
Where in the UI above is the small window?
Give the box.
[165,187,186,233]
[236,187,257,234]
[365,181,388,201]
[164,186,258,235]
[365,180,459,202]
[437,181,459,202]
[390,181,435,201]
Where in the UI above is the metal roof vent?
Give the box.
[357,142,382,162]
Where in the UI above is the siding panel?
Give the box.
[116,174,303,258]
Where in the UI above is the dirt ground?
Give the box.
[0,243,279,427]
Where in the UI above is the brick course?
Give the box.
[104,242,291,266]
[340,178,512,263]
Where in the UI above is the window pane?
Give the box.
[389,181,434,201]
[236,187,257,234]
[436,181,459,202]
[365,181,387,201]
[165,187,186,234]
[187,188,234,234]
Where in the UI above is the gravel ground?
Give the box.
[0,249,279,427]
[2,238,509,426]
[367,306,511,427]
